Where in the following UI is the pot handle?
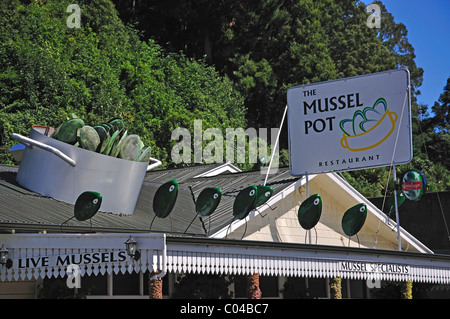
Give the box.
[11,133,77,167]
[147,157,162,172]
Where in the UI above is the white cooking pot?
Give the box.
[12,126,161,216]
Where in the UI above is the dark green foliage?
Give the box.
[112,0,450,195]
[420,78,450,168]
[114,0,397,131]
[431,77,450,133]
[0,0,245,166]
[1,0,449,194]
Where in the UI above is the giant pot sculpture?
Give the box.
[12,126,161,215]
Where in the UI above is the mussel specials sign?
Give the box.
[287,69,412,175]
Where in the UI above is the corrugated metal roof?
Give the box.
[0,164,300,236]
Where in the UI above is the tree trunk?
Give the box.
[330,277,342,299]
[149,277,163,299]
[401,280,412,299]
[246,273,262,299]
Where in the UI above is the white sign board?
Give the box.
[287,69,412,176]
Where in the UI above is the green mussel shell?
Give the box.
[119,134,142,161]
[56,118,85,144]
[196,187,222,217]
[78,126,100,152]
[253,185,273,208]
[153,180,178,218]
[233,186,258,220]
[74,191,102,221]
[341,203,367,236]
[298,194,322,230]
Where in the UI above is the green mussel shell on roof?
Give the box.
[341,203,367,236]
[298,194,322,230]
[74,191,102,221]
[55,118,85,144]
[253,185,273,208]
[233,185,258,220]
[153,180,178,218]
[196,187,222,217]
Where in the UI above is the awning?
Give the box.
[1,234,450,284]
[0,233,166,282]
[167,237,450,284]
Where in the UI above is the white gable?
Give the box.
[216,172,432,253]
[193,162,241,178]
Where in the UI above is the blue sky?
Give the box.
[363,0,450,111]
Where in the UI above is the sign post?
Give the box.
[393,164,401,251]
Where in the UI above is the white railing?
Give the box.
[1,234,450,284]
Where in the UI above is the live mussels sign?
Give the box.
[287,69,413,175]
[13,250,128,269]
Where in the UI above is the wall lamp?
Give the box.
[0,245,12,269]
[124,236,141,261]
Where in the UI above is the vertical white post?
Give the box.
[107,273,113,296]
[393,164,402,251]
[306,172,311,244]
[264,105,287,186]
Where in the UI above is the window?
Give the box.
[233,275,247,298]
[308,278,327,298]
[282,277,328,299]
[348,280,367,298]
[80,273,107,295]
[260,276,279,298]
[113,272,140,295]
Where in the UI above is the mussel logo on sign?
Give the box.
[339,97,397,152]
[287,69,412,176]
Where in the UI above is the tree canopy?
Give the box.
[1,0,449,196]
[0,0,246,167]
[112,0,450,195]
[114,0,401,131]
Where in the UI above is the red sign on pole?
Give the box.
[402,181,422,191]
